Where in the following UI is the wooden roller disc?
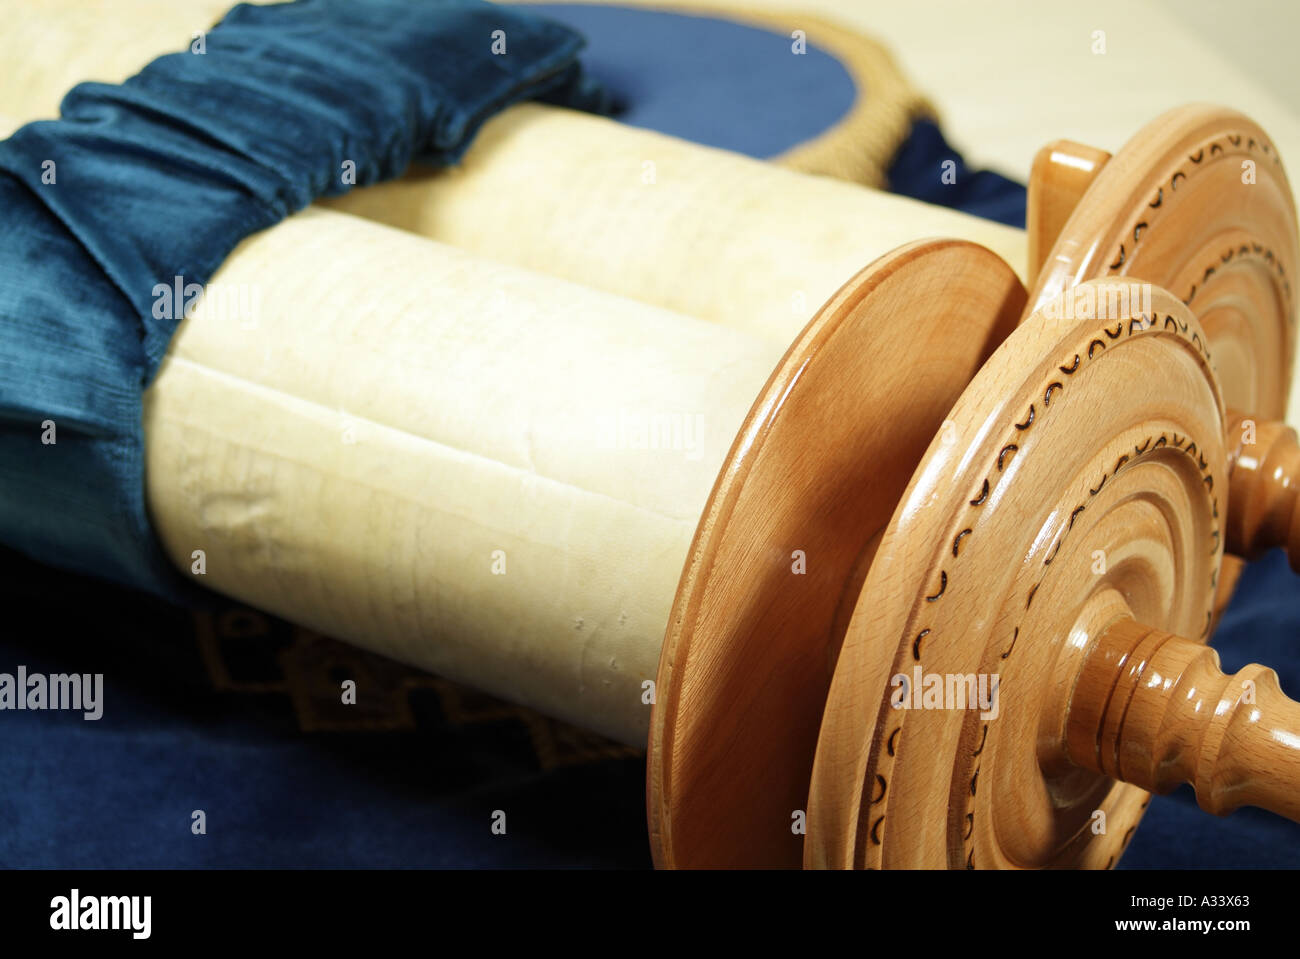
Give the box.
[1028,104,1297,417]
[648,240,1026,868]
[807,280,1229,869]
[1028,104,1298,619]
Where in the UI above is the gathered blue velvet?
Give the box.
[0,0,606,598]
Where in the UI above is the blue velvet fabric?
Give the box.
[886,118,1027,228]
[2,545,1295,868]
[0,0,606,599]
[519,3,857,158]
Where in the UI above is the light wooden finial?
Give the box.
[1226,411,1300,570]
[1025,139,1110,285]
[1065,618,1300,822]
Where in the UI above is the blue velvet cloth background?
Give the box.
[0,1,1295,869]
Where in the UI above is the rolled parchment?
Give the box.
[321,102,1027,342]
[144,208,785,743]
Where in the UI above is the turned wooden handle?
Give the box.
[1226,411,1300,571]
[1025,139,1111,285]
[1067,619,1300,822]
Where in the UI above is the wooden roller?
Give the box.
[1029,106,1296,421]
[646,241,1022,867]
[1026,104,1297,621]
[807,279,1300,869]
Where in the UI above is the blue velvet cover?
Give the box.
[0,0,606,598]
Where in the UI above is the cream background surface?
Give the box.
[684,0,1300,186]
